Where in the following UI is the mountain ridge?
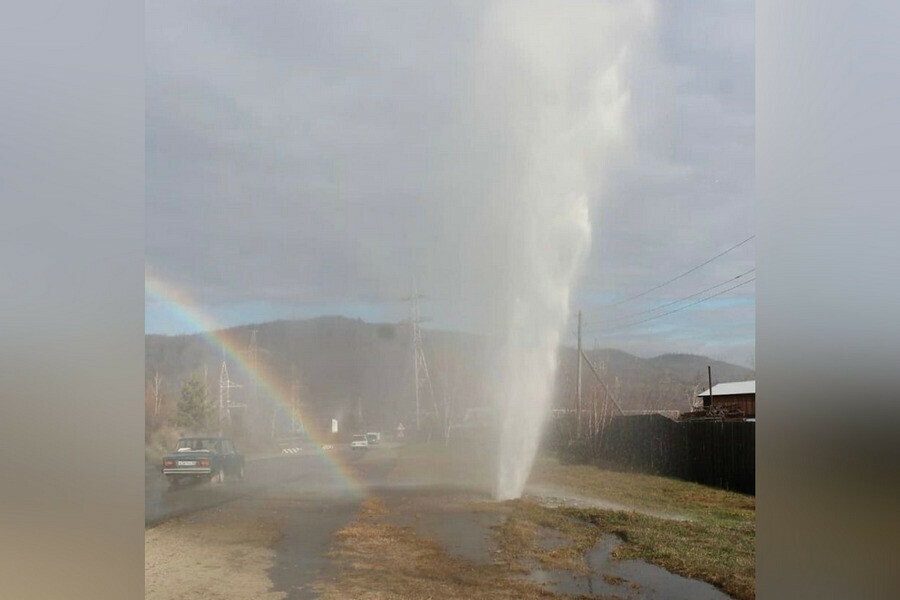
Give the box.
[146,316,754,429]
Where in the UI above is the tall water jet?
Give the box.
[493,196,592,500]
[481,1,654,500]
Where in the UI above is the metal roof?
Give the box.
[697,380,755,397]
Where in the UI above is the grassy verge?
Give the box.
[580,506,753,600]
[520,457,755,599]
[493,500,754,600]
[386,445,755,599]
[528,456,755,522]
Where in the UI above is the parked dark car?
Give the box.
[161,437,244,486]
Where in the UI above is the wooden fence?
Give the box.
[589,414,755,494]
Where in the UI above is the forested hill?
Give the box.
[146,316,754,430]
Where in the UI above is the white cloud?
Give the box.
[146,0,754,364]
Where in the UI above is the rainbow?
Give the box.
[145,268,364,495]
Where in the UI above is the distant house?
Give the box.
[697,380,755,419]
[620,409,682,420]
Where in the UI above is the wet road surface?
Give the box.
[146,445,398,599]
[145,446,393,527]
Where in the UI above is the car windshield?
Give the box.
[353,435,366,442]
[176,438,218,451]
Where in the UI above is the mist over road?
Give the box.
[146,445,407,598]
[145,446,395,527]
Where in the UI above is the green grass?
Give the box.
[528,456,755,524]
[492,500,755,600]
[576,506,753,600]
[522,457,755,599]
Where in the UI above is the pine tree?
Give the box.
[175,370,212,431]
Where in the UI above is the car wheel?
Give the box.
[167,476,180,487]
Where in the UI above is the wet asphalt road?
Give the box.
[146,445,398,599]
[145,445,392,527]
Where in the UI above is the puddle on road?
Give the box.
[380,488,725,599]
[384,487,506,566]
[407,509,505,565]
[267,497,362,600]
[292,482,727,599]
[524,535,732,600]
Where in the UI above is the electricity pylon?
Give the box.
[218,359,242,428]
[248,330,259,409]
[403,287,437,432]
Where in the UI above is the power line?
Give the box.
[594,268,756,325]
[605,235,755,308]
[589,277,756,335]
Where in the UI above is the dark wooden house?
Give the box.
[697,380,755,419]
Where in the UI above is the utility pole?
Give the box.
[576,310,583,438]
[411,292,422,432]
[290,364,300,433]
[153,370,162,417]
[707,365,714,410]
[590,361,605,436]
[249,329,261,436]
[581,349,625,415]
[248,330,259,408]
[219,361,227,427]
[271,406,277,441]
